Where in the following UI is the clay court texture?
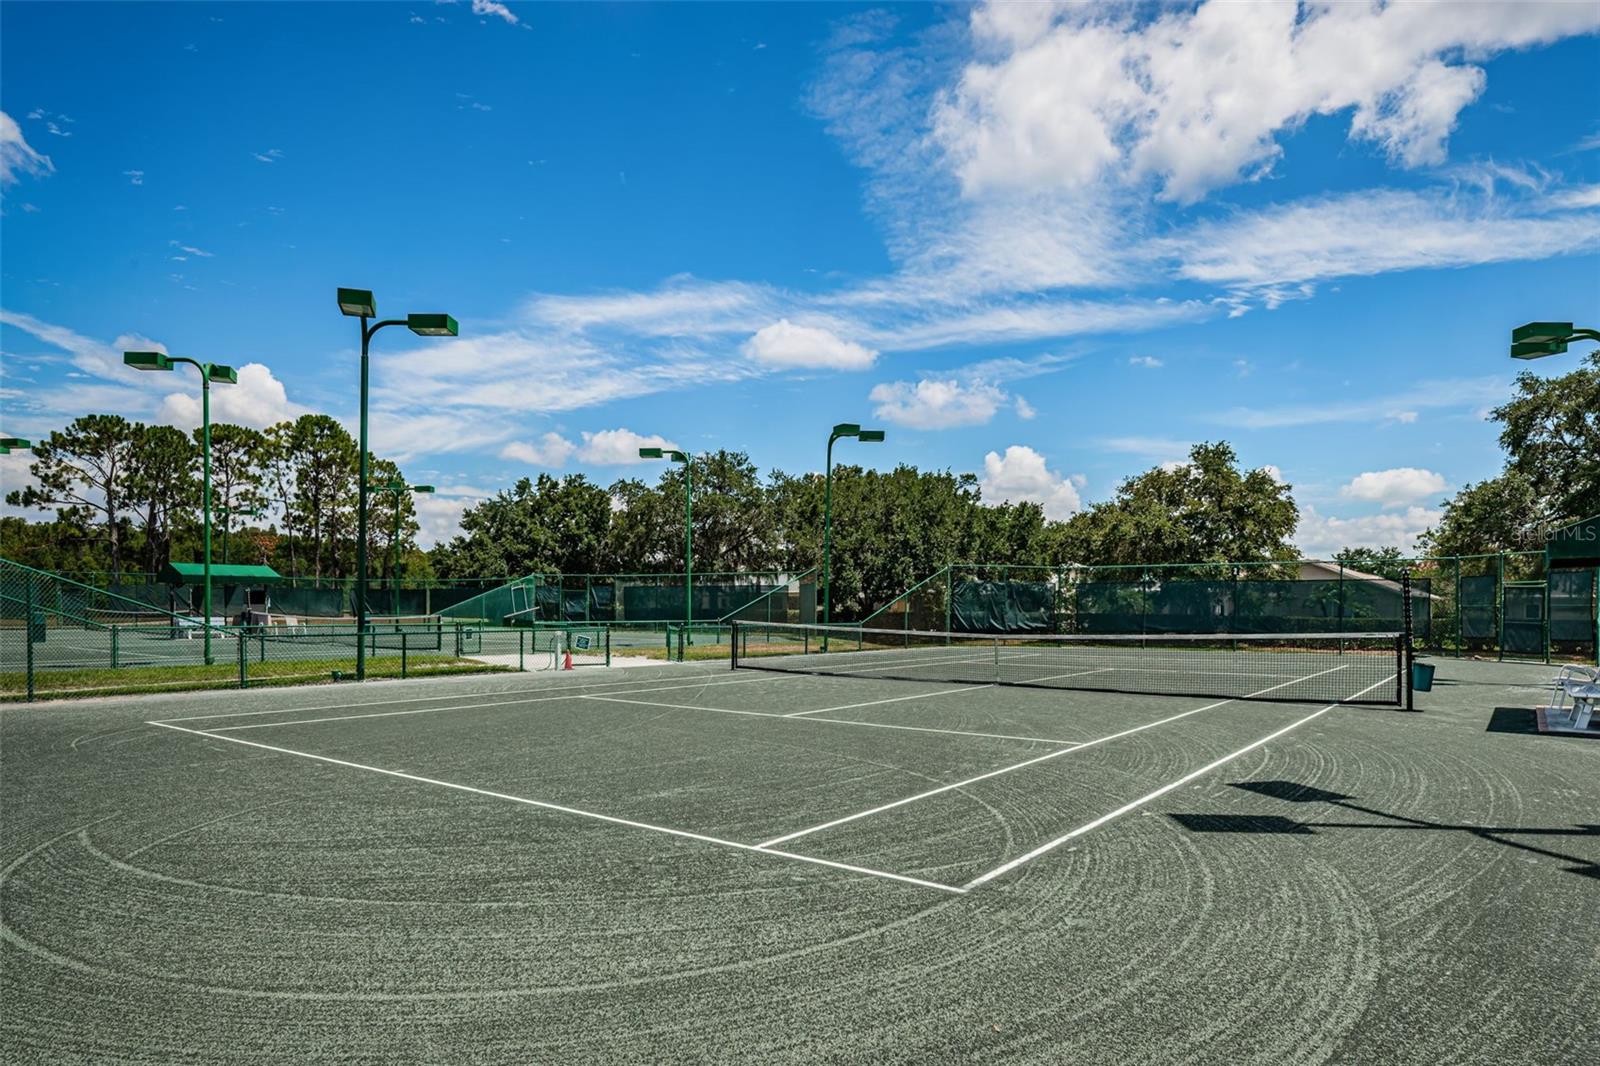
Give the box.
[3,654,1597,1063]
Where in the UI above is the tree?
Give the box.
[1418,471,1545,558]
[261,421,301,576]
[126,424,200,572]
[1421,350,1599,557]
[1054,442,1298,566]
[435,474,613,579]
[5,415,141,575]
[206,423,270,560]
[1333,546,1410,580]
[282,415,359,577]
[1492,348,1599,527]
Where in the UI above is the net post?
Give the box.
[730,621,739,671]
[1401,570,1415,711]
[237,630,248,689]
[518,628,525,672]
[993,634,1001,684]
[402,632,409,679]
[111,624,119,670]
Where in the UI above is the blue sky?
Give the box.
[2,1,1598,555]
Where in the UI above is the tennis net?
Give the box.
[730,622,1406,705]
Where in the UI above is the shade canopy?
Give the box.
[160,562,283,586]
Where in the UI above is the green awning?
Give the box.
[1546,514,1600,569]
[159,562,284,586]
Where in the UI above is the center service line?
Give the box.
[961,674,1395,889]
[755,662,1356,849]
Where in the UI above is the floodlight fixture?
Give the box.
[338,288,377,317]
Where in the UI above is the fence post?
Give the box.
[519,628,525,672]
[402,632,408,679]
[24,578,35,703]
[1454,556,1462,658]
[238,631,247,689]
[111,625,119,670]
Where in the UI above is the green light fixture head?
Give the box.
[123,351,173,372]
[1510,321,1575,360]
[338,288,377,317]
[1511,340,1568,360]
[858,429,886,442]
[412,484,436,494]
[832,422,861,437]
[638,447,664,459]
[207,363,238,384]
[0,436,29,448]
[1512,322,1574,345]
[407,313,458,337]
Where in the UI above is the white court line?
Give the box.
[156,665,761,725]
[781,685,984,717]
[583,694,1072,746]
[961,674,1394,890]
[145,720,965,896]
[200,674,801,733]
[754,661,1354,849]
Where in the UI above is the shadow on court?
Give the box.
[1167,779,1600,881]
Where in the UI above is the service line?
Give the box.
[754,661,1355,849]
[961,673,1395,889]
[145,720,965,896]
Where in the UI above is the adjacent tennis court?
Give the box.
[3,650,1596,1062]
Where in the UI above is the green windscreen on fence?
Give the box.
[1459,575,1498,643]
[1501,585,1546,656]
[951,580,1055,633]
[1549,570,1596,652]
[1071,576,1430,638]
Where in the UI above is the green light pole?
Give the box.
[368,480,434,616]
[0,436,31,455]
[1510,322,1599,360]
[124,351,238,665]
[823,424,885,632]
[216,505,264,566]
[639,446,693,637]
[338,288,457,679]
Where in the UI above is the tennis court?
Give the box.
[3,648,1597,1062]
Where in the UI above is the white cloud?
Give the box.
[1128,355,1163,368]
[472,0,519,25]
[413,484,494,549]
[979,445,1083,520]
[252,149,284,164]
[156,362,307,431]
[870,379,1007,429]
[1099,436,1192,465]
[0,111,53,186]
[934,2,1600,204]
[1167,188,1600,292]
[1549,183,1600,210]
[123,170,144,186]
[1219,376,1508,429]
[1014,396,1036,420]
[1295,504,1441,558]
[168,241,214,258]
[1340,467,1448,508]
[578,428,678,465]
[741,319,877,370]
[499,432,576,467]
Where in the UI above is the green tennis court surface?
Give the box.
[3,657,1596,1063]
